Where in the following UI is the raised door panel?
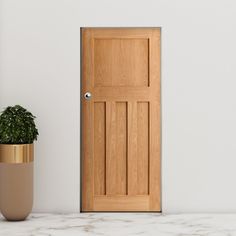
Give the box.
[94,39,149,87]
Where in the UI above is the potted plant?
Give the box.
[0,105,38,221]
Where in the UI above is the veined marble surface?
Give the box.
[1,213,236,236]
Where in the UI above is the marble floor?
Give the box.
[1,213,236,236]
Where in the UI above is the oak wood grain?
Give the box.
[82,28,161,212]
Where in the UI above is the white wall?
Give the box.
[1,0,236,213]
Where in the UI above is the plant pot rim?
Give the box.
[0,144,34,164]
[0,143,34,145]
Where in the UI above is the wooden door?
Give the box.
[81,28,161,212]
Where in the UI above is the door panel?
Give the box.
[94,38,149,87]
[94,102,106,195]
[82,28,161,211]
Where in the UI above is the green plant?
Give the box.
[0,105,39,144]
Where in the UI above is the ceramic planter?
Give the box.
[0,144,33,221]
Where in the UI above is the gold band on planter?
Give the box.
[0,144,34,164]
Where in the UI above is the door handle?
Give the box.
[84,92,92,100]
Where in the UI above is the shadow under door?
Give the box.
[81,28,161,212]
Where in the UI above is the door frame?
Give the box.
[80,27,162,212]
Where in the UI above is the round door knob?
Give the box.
[84,92,92,100]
